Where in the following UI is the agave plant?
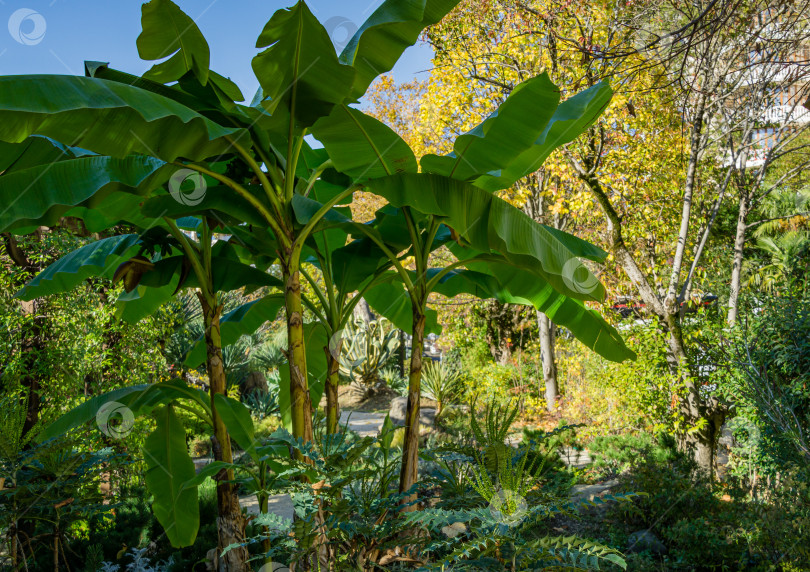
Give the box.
[421,360,462,416]
[338,318,400,394]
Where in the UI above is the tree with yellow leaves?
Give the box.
[369,0,749,472]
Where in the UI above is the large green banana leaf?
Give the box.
[139,188,270,228]
[420,80,612,192]
[143,405,199,547]
[420,73,560,183]
[137,0,210,85]
[472,82,613,192]
[16,234,141,300]
[0,136,89,174]
[364,173,607,301]
[311,104,417,179]
[62,192,169,233]
[340,0,462,100]
[252,1,355,127]
[36,379,211,442]
[0,75,243,161]
[0,155,168,232]
[430,257,634,362]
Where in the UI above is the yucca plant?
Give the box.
[421,360,462,416]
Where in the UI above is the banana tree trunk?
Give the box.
[199,295,249,572]
[324,349,341,434]
[398,303,426,510]
[537,311,558,412]
[284,264,314,445]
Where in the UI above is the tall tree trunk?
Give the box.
[284,264,314,446]
[2,233,45,440]
[324,348,340,435]
[727,194,749,326]
[399,302,426,511]
[199,295,248,572]
[353,297,375,323]
[398,328,406,378]
[574,165,724,476]
[536,311,558,412]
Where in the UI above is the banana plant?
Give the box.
[0,0,637,559]
[0,0,470,566]
[296,72,635,507]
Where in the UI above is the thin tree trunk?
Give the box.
[399,303,426,511]
[664,93,707,311]
[537,311,558,412]
[324,349,340,435]
[728,194,749,326]
[574,165,723,476]
[199,295,248,572]
[398,328,406,378]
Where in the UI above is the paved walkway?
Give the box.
[339,410,388,436]
[239,492,295,522]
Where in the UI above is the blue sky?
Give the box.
[0,0,432,101]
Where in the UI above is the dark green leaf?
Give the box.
[143,405,199,547]
[252,2,355,127]
[0,155,168,233]
[364,173,607,301]
[17,234,141,301]
[341,0,462,100]
[420,73,559,183]
[0,75,244,162]
[311,104,416,179]
[475,81,613,192]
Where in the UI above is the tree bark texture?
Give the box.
[200,295,248,572]
[398,304,426,511]
[727,194,749,326]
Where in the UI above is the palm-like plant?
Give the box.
[421,360,462,416]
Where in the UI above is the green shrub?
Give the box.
[463,362,520,405]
